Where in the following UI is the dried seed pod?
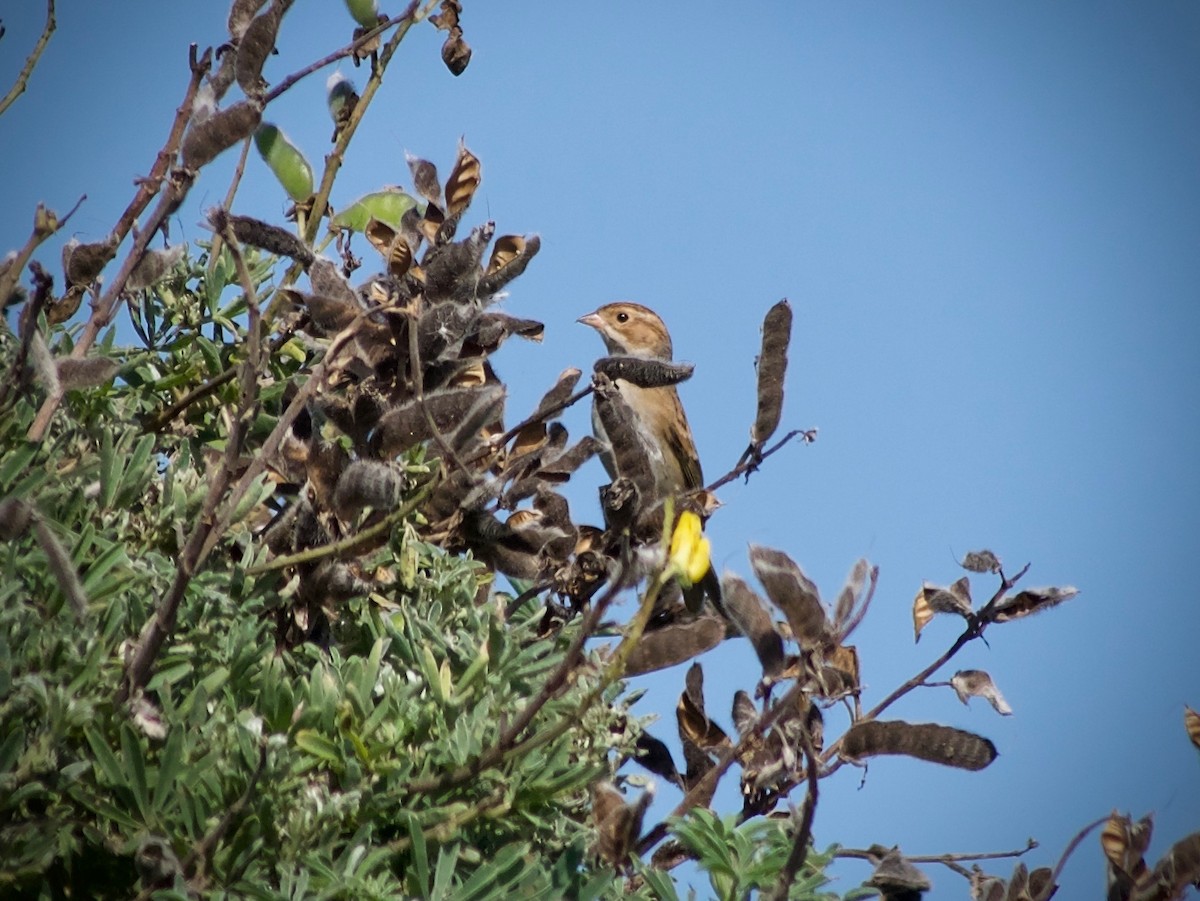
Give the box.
[624,615,727,677]
[592,373,659,499]
[912,576,972,640]
[423,221,493,302]
[748,544,829,649]
[128,245,186,290]
[961,548,1002,573]
[57,357,121,391]
[308,257,357,306]
[235,1,285,94]
[591,781,653,869]
[405,151,441,205]
[722,573,784,679]
[950,669,1013,715]
[990,585,1079,623]
[632,734,682,788]
[181,100,263,170]
[751,298,791,445]
[364,219,413,278]
[62,236,118,287]
[334,460,404,517]
[471,312,544,352]
[865,848,931,895]
[228,0,269,39]
[841,720,998,771]
[429,0,460,30]
[254,124,314,202]
[593,355,694,389]
[209,209,314,267]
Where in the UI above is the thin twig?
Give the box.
[27,48,211,441]
[705,428,815,495]
[0,0,56,117]
[636,679,810,858]
[244,475,437,575]
[770,726,821,901]
[0,260,54,407]
[401,568,630,796]
[205,136,254,277]
[1044,815,1108,900]
[0,196,85,329]
[835,839,1038,866]
[144,744,270,898]
[300,6,419,249]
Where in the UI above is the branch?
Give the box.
[262,7,418,106]
[636,679,810,858]
[0,196,85,331]
[401,566,630,796]
[300,5,420,249]
[0,0,55,118]
[27,46,211,442]
[244,475,437,575]
[705,427,816,495]
[1044,815,1108,900]
[835,839,1038,866]
[770,726,821,901]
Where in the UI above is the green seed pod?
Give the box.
[326,72,357,122]
[343,0,379,28]
[254,124,314,202]
[331,189,418,233]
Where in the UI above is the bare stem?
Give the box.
[0,0,56,117]
[770,727,820,901]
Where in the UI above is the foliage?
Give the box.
[1,3,1193,901]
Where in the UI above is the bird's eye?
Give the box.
[616,312,629,323]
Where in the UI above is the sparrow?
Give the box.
[579,302,722,613]
[577,302,704,496]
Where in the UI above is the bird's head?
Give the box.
[578,302,674,360]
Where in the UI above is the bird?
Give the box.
[577,302,704,495]
[579,302,722,613]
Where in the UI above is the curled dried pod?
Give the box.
[441,26,471,76]
[444,137,481,218]
[228,0,269,40]
[405,151,441,205]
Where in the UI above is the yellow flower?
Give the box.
[668,510,711,587]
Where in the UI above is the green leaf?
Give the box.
[84,727,126,789]
[120,723,151,824]
[294,729,340,764]
[153,727,185,813]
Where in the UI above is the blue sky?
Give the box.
[3,2,1199,897]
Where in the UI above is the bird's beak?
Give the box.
[577,311,603,330]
